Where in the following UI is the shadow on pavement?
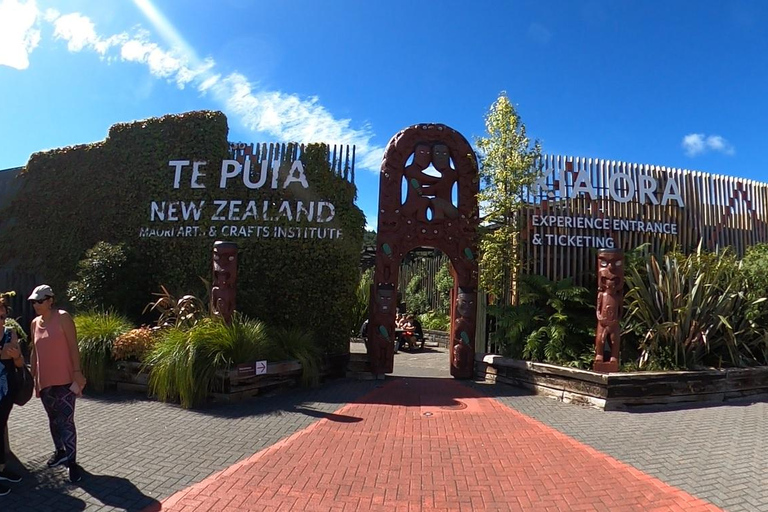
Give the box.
[77,469,160,512]
[2,453,157,512]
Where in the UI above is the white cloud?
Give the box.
[210,73,383,169]
[0,0,41,70]
[52,13,99,52]
[1,2,384,171]
[682,133,735,157]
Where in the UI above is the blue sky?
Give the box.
[1,0,766,229]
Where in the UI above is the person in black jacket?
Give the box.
[0,292,24,495]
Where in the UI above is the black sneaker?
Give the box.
[68,463,83,483]
[0,470,21,483]
[0,484,9,496]
[47,450,68,468]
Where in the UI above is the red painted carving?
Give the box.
[211,241,238,324]
[594,248,624,373]
[370,124,479,378]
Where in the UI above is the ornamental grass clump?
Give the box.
[145,313,272,408]
[112,327,157,362]
[75,311,133,392]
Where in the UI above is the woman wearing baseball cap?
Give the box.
[28,285,86,483]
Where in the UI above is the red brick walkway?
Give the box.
[147,378,721,511]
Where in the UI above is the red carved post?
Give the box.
[371,124,479,378]
[593,248,624,373]
[211,241,238,324]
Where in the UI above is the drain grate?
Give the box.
[439,401,467,411]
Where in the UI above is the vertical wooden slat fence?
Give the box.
[397,253,450,313]
[227,142,356,185]
[523,155,768,286]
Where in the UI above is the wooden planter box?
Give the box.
[476,354,768,411]
[210,360,302,402]
[107,361,150,393]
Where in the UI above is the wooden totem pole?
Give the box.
[370,124,480,378]
[593,248,624,373]
[211,241,238,324]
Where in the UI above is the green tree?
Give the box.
[476,93,542,303]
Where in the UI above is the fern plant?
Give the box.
[491,274,593,366]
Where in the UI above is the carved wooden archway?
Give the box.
[369,124,480,378]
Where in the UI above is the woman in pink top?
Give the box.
[28,285,86,484]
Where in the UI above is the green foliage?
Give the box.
[363,229,376,247]
[490,274,593,366]
[476,93,542,302]
[434,260,453,315]
[143,327,192,406]
[74,311,133,392]
[418,310,450,331]
[740,243,768,320]
[268,326,322,387]
[145,314,272,408]
[404,273,431,315]
[4,318,27,345]
[351,268,373,336]
[0,112,364,357]
[624,246,768,369]
[67,241,146,318]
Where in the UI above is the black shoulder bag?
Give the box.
[2,328,33,406]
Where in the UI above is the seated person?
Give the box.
[400,314,423,351]
[394,313,406,352]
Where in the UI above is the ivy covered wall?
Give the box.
[0,111,365,353]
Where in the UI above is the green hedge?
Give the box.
[0,110,364,353]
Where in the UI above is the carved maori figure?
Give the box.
[211,241,238,324]
[594,248,624,372]
[370,124,479,378]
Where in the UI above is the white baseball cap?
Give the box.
[28,284,54,301]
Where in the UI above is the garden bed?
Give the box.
[475,354,768,411]
[106,360,306,402]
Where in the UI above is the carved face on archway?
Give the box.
[456,287,476,319]
[432,144,450,172]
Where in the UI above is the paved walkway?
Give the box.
[4,342,767,511]
[151,377,717,512]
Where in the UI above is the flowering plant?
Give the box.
[112,327,156,362]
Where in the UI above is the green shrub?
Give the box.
[67,242,146,319]
[418,310,450,331]
[624,246,768,369]
[75,311,133,392]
